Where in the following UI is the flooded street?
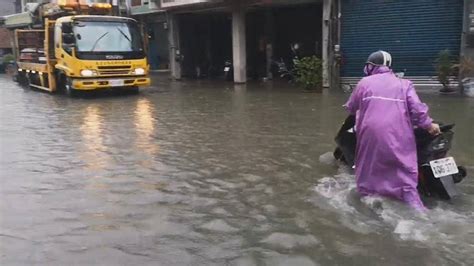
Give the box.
[1,74,473,265]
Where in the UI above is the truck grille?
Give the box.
[98,65,131,76]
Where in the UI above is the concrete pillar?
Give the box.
[331,0,342,90]
[459,0,474,95]
[322,0,332,88]
[232,9,247,83]
[168,14,182,80]
[111,0,119,16]
[461,0,474,67]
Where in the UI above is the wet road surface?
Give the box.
[1,74,473,265]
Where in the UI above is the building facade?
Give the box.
[3,0,470,85]
[132,0,469,86]
[0,1,19,61]
[127,0,169,71]
[154,0,331,84]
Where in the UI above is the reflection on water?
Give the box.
[134,98,158,157]
[80,105,107,170]
[79,105,110,194]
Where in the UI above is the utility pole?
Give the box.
[110,0,119,16]
[322,0,332,89]
[460,0,474,93]
[125,0,131,17]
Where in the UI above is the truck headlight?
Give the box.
[80,69,97,77]
[134,68,145,75]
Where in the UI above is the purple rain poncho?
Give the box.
[345,66,433,210]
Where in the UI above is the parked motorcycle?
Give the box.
[273,43,301,82]
[274,58,296,81]
[333,115,468,201]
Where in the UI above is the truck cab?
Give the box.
[54,15,150,93]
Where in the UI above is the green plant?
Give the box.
[435,49,455,90]
[2,54,14,65]
[294,55,323,90]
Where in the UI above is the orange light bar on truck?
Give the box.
[56,0,112,9]
[56,0,79,7]
[79,0,112,8]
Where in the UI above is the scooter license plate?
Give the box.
[429,157,459,178]
[224,67,230,72]
[109,79,124,87]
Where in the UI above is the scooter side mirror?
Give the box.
[440,124,455,132]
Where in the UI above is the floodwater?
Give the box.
[0,74,473,265]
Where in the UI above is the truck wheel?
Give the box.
[55,75,64,94]
[64,78,78,97]
[17,72,28,86]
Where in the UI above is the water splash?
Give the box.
[313,159,474,246]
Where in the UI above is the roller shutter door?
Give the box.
[341,0,463,77]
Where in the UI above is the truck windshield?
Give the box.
[74,21,143,52]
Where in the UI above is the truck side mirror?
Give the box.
[62,33,75,45]
[62,32,75,55]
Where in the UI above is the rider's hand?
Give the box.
[427,123,441,136]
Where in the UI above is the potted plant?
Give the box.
[435,49,456,93]
[453,57,474,97]
[294,55,323,91]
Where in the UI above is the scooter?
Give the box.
[273,43,301,82]
[273,58,296,81]
[333,115,468,201]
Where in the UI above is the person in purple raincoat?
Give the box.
[345,51,440,211]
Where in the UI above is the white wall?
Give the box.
[22,0,42,12]
[0,1,17,16]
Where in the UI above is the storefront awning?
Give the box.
[160,0,223,9]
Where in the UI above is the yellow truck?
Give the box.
[7,0,150,95]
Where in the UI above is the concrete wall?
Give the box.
[461,0,474,77]
[21,0,41,12]
[0,1,17,16]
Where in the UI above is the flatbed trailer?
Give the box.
[7,1,150,95]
